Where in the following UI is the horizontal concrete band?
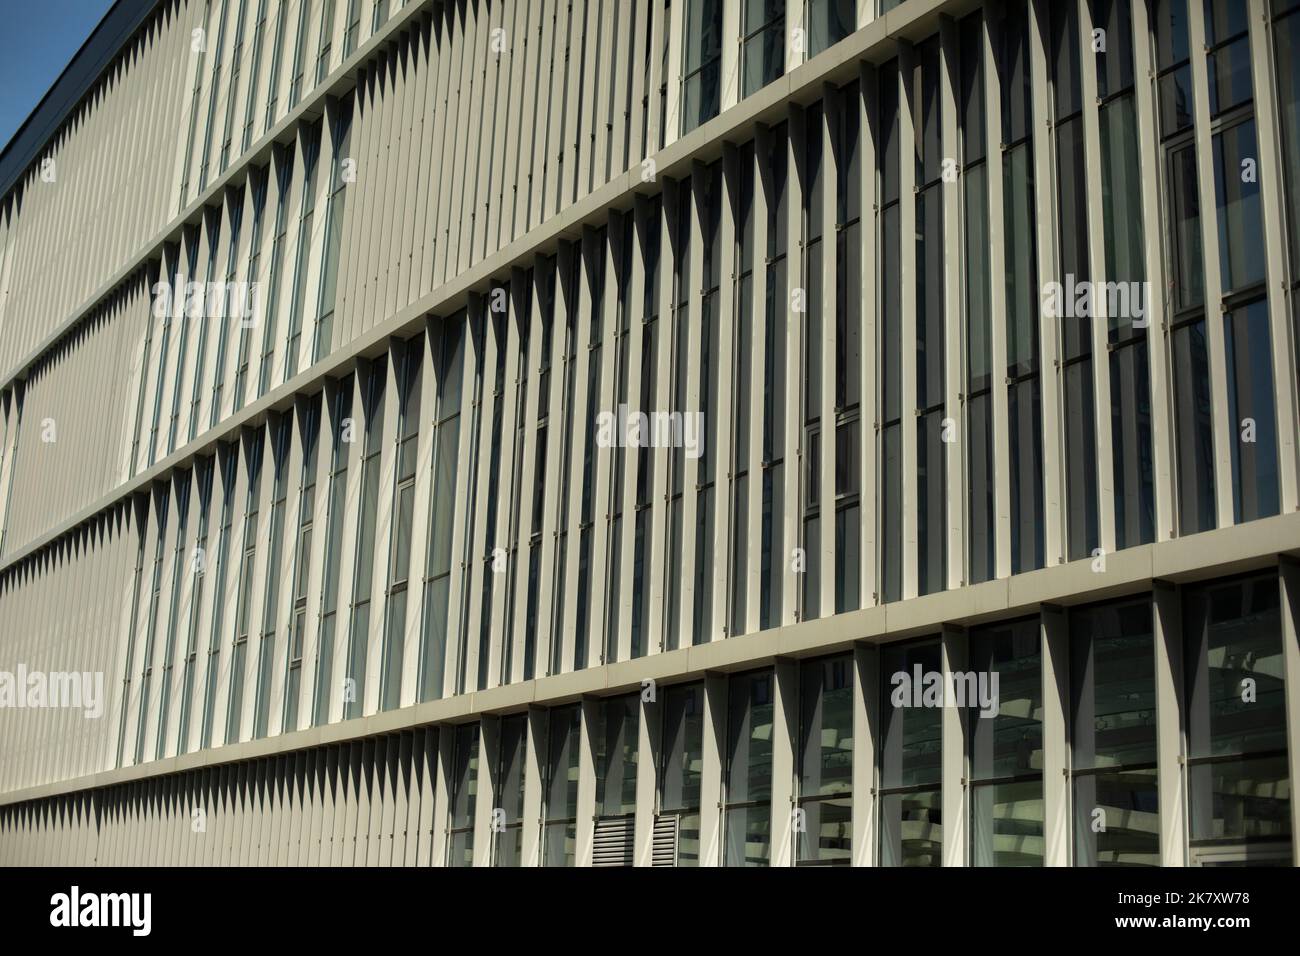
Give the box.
[3,509,1295,808]
[0,0,970,573]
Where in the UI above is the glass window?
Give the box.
[544,705,581,866]
[287,0,314,108]
[261,0,289,132]
[380,337,423,712]
[661,683,704,865]
[725,670,774,866]
[1224,300,1280,522]
[1212,120,1266,294]
[225,429,265,745]
[178,458,215,752]
[999,0,1043,576]
[1093,0,1136,99]
[682,0,723,133]
[494,715,528,866]
[1155,0,1193,137]
[880,641,942,866]
[419,317,465,701]
[284,394,322,733]
[915,40,946,596]
[1049,0,1082,118]
[201,444,239,748]
[233,167,270,412]
[313,97,354,362]
[344,363,385,720]
[1273,4,1300,276]
[1008,376,1044,572]
[1071,598,1159,865]
[1172,319,1217,534]
[283,121,323,380]
[253,413,293,739]
[969,620,1043,866]
[879,62,903,603]
[1101,95,1146,320]
[797,655,852,864]
[448,722,479,867]
[256,144,295,398]
[1186,576,1287,759]
[1100,61,1155,550]
[596,695,640,817]
[1110,339,1156,549]
[742,0,785,98]
[1205,0,1253,116]
[313,376,354,726]
[962,14,994,582]
[1169,142,1205,312]
[1185,575,1290,848]
[806,0,855,58]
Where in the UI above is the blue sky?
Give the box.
[0,0,116,154]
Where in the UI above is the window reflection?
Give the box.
[1185,575,1291,852]
[880,641,942,866]
[969,620,1043,866]
[724,670,774,865]
[797,655,853,864]
[1071,599,1160,866]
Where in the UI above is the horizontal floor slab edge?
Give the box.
[2,510,1295,807]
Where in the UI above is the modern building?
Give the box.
[0,0,1297,868]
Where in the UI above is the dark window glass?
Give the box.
[1008,377,1044,572]
[1071,598,1158,867]
[725,670,774,865]
[1111,340,1156,548]
[1185,575,1290,846]
[494,715,528,866]
[798,654,853,866]
[544,705,581,866]
[1224,300,1280,522]
[1072,600,1158,769]
[742,0,785,97]
[596,695,640,816]
[1274,8,1300,276]
[448,723,479,867]
[1172,319,1217,534]
[1094,0,1136,99]
[1212,120,1266,294]
[1186,576,1286,759]
[683,0,723,132]
[662,683,705,816]
[1073,769,1160,866]
[799,656,853,796]
[807,0,855,57]
[970,620,1044,867]
[880,641,942,866]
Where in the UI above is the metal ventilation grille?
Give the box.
[651,815,678,867]
[592,816,636,867]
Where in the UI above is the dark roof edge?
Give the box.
[0,0,162,204]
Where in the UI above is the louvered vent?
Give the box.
[592,816,635,867]
[650,814,678,867]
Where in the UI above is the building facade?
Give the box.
[0,0,1298,867]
